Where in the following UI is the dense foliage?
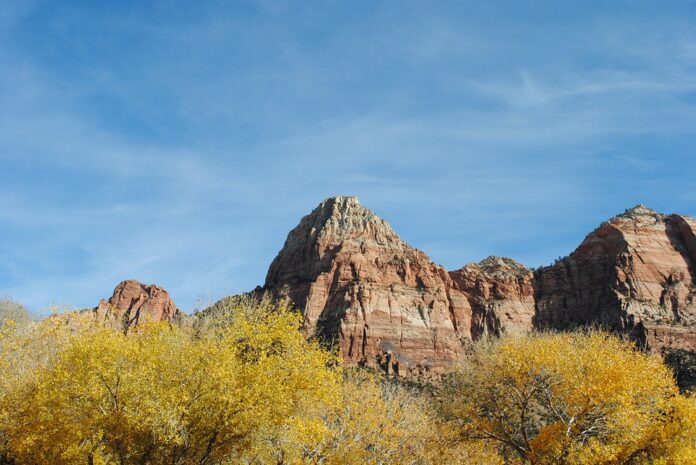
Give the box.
[440,332,696,465]
[0,300,693,465]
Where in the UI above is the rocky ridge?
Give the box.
[94,198,696,384]
[261,198,696,381]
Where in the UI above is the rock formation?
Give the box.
[450,256,536,338]
[264,196,472,378]
[259,199,696,383]
[535,205,696,354]
[94,280,186,330]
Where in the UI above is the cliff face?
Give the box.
[82,200,695,384]
[262,199,696,382]
[535,205,696,354]
[450,256,536,338]
[264,196,471,378]
[94,280,186,330]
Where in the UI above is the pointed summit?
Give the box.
[263,196,472,378]
[294,196,403,246]
[265,196,404,289]
[317,196,401,242]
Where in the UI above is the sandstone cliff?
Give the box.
[264,196,471,378]
[69,198,696,387]
[204,198,696,385]
[94,280,186,330]
[535,205,696,354]
[450,256,536,338]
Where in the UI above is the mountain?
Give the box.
[259,198,696,384]
[99,197,694,384]
[264,196,471,378]
[534,205,696,353]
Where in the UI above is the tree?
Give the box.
[0,300,340,465]
[307,371,435,465]
[282,371,502,465]
[439,332,696,465]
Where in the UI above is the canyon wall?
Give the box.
[102,198,694,383]
[262,199,696,380]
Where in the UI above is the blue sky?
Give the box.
[2,0,696,314]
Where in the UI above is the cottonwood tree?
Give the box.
[439,332,696,465]
[0,302,340,465]
[278,370,500,465]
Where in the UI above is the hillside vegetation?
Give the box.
[0,298,693,465]
[0,299,32,329]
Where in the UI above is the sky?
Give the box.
[2,0,696,314]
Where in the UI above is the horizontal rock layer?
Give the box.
[535,205,696,354]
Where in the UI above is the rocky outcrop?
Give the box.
[450,256,536,338]
[264,196,472,378]
[94,280,186,330]
[535,205,696,354]
[234,198,696,384]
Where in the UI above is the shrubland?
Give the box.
[0,298,693,465]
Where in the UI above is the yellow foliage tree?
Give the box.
[0,300,340,465]
[3,299,694,465]
[439,332,696,465]
[308,371,434,465]
[284,371,502,465]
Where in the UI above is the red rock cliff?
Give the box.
[264,196,471,378]
[450,256,536,338]
[95,280,186,330]
[535,205,696,354]
[264,199,696,375]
